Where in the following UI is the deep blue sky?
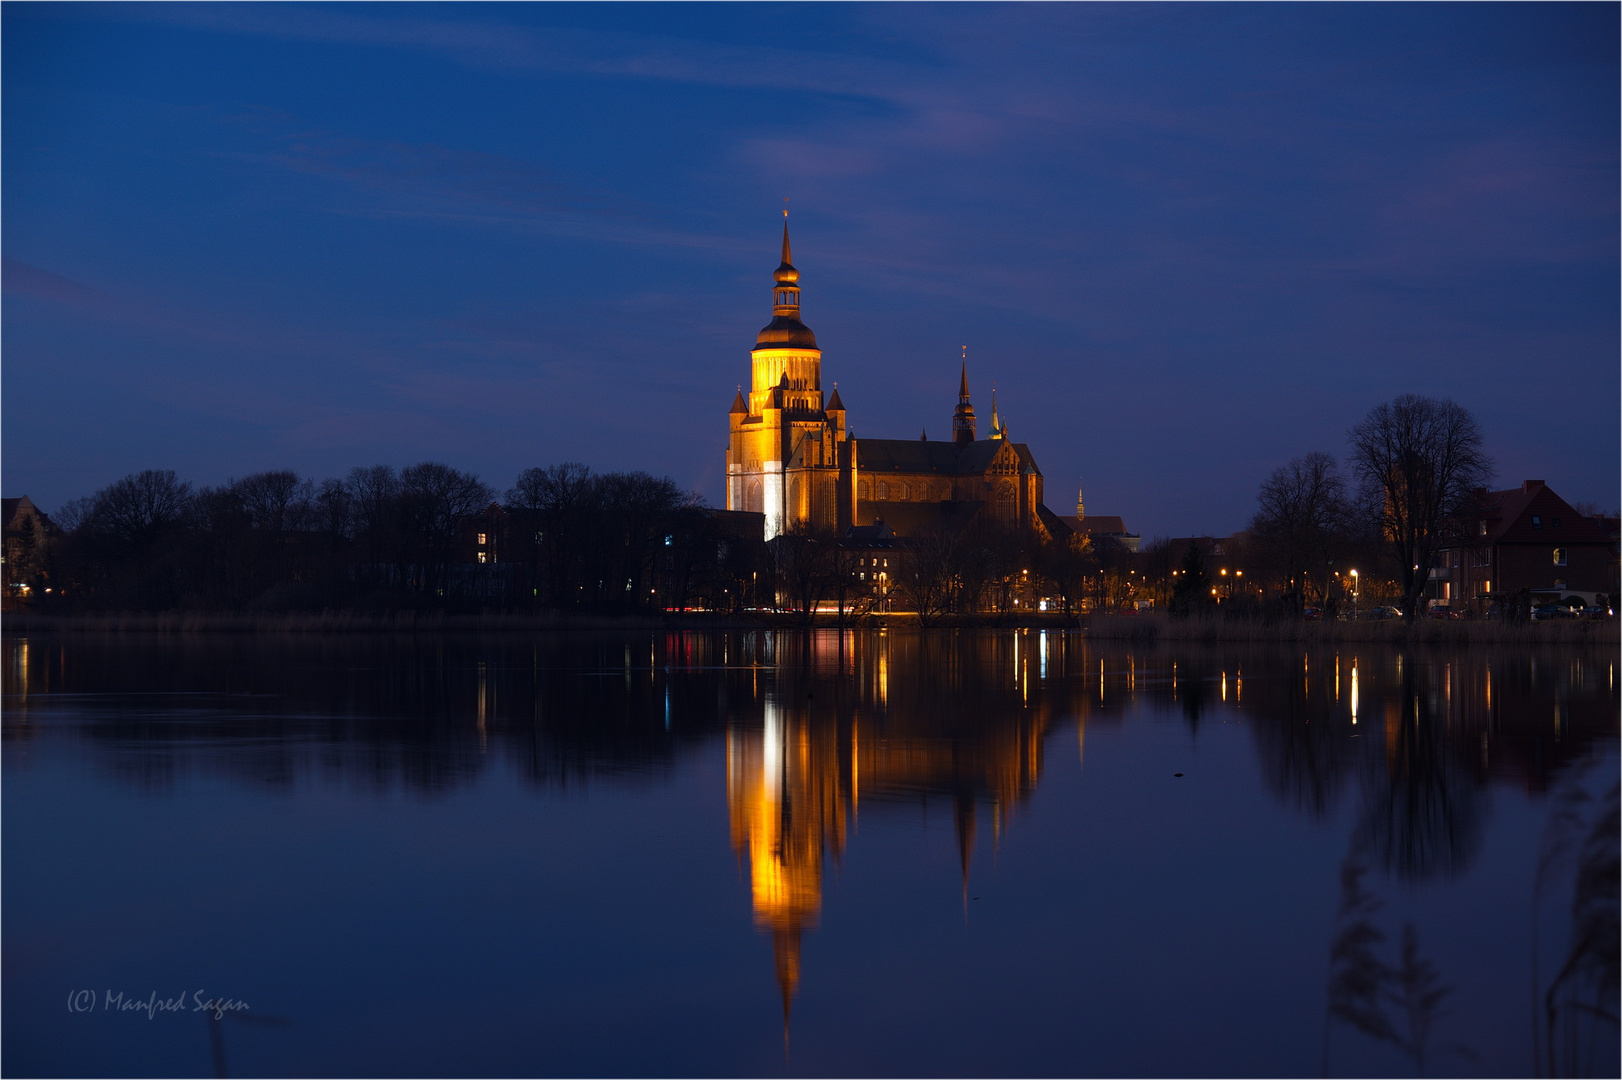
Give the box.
[5,3,1617,536]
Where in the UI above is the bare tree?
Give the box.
[507,463,594,607]
[770,524,840,623]
[1347,396,1492,620]
[230,471,313,533]
[898,527,960,626]
[1249,452,1352,613]
[398,462,495,593]
[88,469,195,548]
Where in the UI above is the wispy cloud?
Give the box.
[112,4,949,109]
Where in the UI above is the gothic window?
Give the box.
[877,481,889,500]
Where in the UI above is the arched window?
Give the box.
[877,481,889,500]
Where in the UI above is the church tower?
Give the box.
[727,216,855,538]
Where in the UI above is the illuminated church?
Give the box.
[726,219,1067,541]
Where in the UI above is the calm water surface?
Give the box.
[3,631,1617,1078]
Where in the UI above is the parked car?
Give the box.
[1582,605,1615,619]
[1531,604,1578,621]
[1367,606,1402,620]
[1302,607,1323,621]
[1426,606,1462,620]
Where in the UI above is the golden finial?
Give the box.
[783,197,789,219]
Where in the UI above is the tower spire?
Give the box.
[989,389,1004,440]
[953,347,976,446]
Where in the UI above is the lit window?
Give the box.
[477,552,488,564]
[1531,516,1542,529]
[476,533,487,545]
[1478,520,1487,536]
[1553,548,1567,566]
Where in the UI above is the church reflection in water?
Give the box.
[3,628,1616,1046]
[725,631,1051,1029]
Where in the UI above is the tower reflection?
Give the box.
[723,630,1052,1031]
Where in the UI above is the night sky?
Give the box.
[5,3,1617,537]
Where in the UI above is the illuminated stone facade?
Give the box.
[726,221,1062,541]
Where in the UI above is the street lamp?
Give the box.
[1350,569,1359,620]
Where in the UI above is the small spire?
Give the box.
[1075,481,1085,518]
[953,352,976,446]
[989,390,1003,439]
[921,428,928,441]
[781,200,792,266]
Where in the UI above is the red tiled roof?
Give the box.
[1469,481,1609,546]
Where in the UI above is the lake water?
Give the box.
[3,630,1617,1078]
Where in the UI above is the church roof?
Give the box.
[857,437,1042,478]
[730,389,748,414]
[826,386,844,411]
[1059,514,1131,535]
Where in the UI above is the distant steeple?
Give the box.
[1075,481,1085,518]
[953,348,977,446]
[989,390,1004,440]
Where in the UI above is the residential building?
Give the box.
[1434,480,1617,607]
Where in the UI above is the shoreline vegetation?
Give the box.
[4,609,1616,646]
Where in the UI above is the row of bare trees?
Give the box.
[40,462,717,613]
[1240,395,1494,620]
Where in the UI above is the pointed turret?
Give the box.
[826,385,844,412]
[952,357,977,446]
[730,388,748,415]
[989,390,1004,440]
[1075,481,1085,518]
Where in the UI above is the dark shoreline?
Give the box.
[3,608,1616,645]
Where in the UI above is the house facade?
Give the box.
[1433,479,1616,607]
